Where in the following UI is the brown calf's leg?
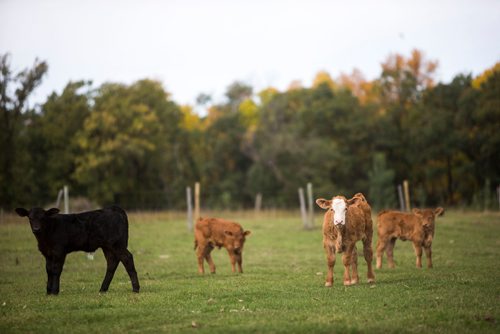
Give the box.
[424,246,433,268]
[235,253,243,273]
[342,245,355,286]
[412,242,423,268]
[205,247,216,274]
[196,243,207,274]
[386,238,396,268]
[227,250,237,273]
[363,238,375,283]
[196,241,209,274]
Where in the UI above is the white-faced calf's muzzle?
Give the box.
[331,198,347,226]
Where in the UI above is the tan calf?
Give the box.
[316,193,375,287]
[194,217,251,274]
[376,207,444,269]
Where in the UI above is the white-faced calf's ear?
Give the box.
[46,208,60,216]
[316,199,331,210]
[244,230,251,237]
[224,230,233,236]
[412,208,421,215]
[15,208,29,217]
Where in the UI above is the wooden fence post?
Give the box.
[63,185,69,214]
[397,184,405,211]
[497,185,500,210]
[298,187,308,229]
[307,182,314,228]
[254,193,262,216]
[194,182,200,221]
[186,186,193,231]
[55,189,63,209]
[403,180,411,212]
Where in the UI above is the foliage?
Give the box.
[0,51,499,209]
[368,153,397,210]
[73,80,184,209]
[0,53,48,208]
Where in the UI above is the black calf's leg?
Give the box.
[45,257,54,294]
[100,249,120,292]
[47,254,66,295]
[117,249,140,293]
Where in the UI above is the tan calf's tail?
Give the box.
[194,239,198,250]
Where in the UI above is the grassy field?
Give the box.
[0,209,499,333]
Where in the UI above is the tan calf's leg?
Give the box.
[363,238,375,283]
[324,244,336,287]
[376,238,387,269]
[413,242,423,268]
[424,246,433,268]
[386,238,396,268]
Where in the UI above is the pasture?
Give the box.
[0,210,499,333]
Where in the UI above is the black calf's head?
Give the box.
[15,207,60,233]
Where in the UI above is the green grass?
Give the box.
[0,210,499,333]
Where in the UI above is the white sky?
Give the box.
[1,0,499,108]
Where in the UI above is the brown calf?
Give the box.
[376,207,444,269]
[194,217,251,274]
[316,193,375,287]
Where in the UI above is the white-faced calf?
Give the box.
[316,193,375,287]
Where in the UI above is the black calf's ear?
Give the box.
[46,208,60,216]
[15,208,29,217]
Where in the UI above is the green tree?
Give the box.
[0,54,48,208]
[27,81,92,203]
[375,49,439,186]
[368,153,396,210]
[201,105,253,208]
[74,80,183,208]
[226,81,253,113]
[409,75,473,205]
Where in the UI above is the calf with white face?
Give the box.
[316,194,375,287]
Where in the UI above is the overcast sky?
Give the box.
[1,0,499,108]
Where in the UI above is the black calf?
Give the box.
[15,206,140,295]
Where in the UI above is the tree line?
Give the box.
[1,50,498,211]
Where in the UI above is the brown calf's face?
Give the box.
[224,229,251,253]
[412,207,444,228]
[15,207,60,234]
